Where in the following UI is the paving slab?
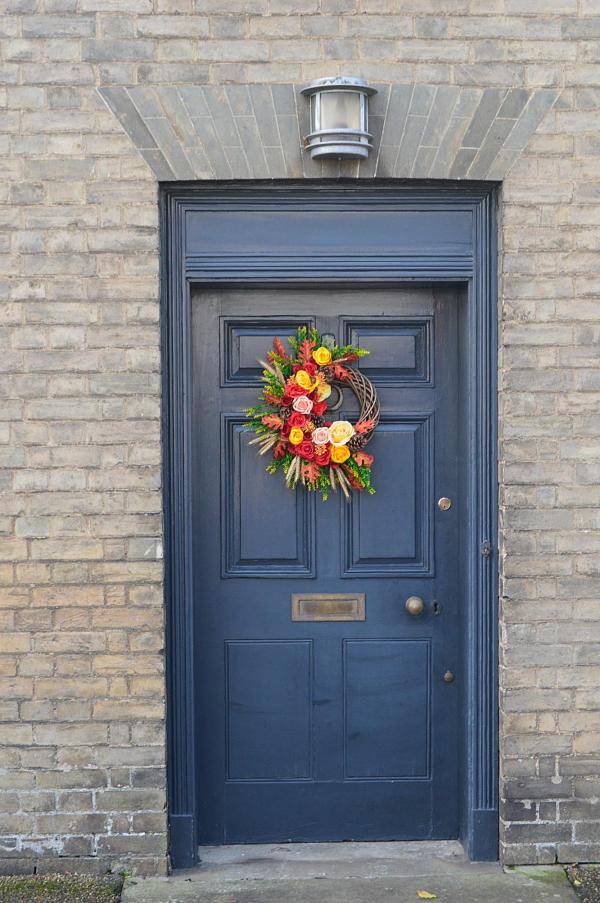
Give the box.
[122,842,576,903]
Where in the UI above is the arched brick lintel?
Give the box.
[99,83,558,182]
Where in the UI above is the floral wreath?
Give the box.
[245,326,380,500]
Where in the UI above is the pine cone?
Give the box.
[312,415,325,428]
[281,407,292,421]
[322,366,335,384]
[348,434,365,452]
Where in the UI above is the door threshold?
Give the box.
[186,841,466,880]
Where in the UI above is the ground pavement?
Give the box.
[121,841,577,903]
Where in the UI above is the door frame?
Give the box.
[160,182,499,868]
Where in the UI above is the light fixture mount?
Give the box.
[301,76,377,161]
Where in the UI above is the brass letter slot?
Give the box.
[291,593,365,622]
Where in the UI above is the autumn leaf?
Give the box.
[261,413,283,429]
[416,892,437,900]
[273,440,287,459]
[273,337,287,359]
[332,362,350,380]
[301,461,321,484]
[353,450,374,467]
[298,337,316,364]
[354,419,376,435]
[263,392,282,405]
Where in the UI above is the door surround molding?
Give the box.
[161,182,499,868]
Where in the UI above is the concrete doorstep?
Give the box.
[121,842,577,903]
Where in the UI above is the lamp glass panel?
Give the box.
[319,90,362,131]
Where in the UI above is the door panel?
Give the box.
[222,415,315,577]
[226,640,313,781]
[192,286,462,843]
[343,415,430,575]
[344,639,430,779]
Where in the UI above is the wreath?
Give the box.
[245,326,380,500]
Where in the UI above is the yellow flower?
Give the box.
[288,427,304,445]
[331,445,350,464]
[296,369,317,391]
[313,346,332,366]
[328,420,355,447]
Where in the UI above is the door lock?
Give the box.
[438,497,452,511]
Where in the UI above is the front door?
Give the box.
[192,285,463,843]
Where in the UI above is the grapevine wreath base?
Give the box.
[245,327,380,501]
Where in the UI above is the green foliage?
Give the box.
[346,457,376,494]
[332,343,369,360]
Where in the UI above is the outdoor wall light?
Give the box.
[301,76,377,161]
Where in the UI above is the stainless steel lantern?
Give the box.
[301,76,377,161]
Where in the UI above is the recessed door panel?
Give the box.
[342,317,432,386]
[221,317,312,387]
[226,640,313,781]
[222,414,314,577]
[344,639,430,779]
[343,416,431,576]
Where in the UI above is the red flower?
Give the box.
[314,447,331,466]
[288,412,307,429]
[303,361,317,376]
[298,440,315,460]
[312,400,327,416]
[280,395,293,407]
[280,423,291,437]
[286,382,306,398]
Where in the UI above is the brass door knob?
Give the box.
[443,670,455,683]
[405,596,425,617]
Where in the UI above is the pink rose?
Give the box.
[312,426,330,446]
[292,395,313,415]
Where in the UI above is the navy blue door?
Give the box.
[192,286,462,843]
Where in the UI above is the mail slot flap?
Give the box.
[291,593,365,622]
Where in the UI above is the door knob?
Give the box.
[405,596,425,617]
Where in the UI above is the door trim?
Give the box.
[160,182,499,867]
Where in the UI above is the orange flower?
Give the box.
[331,445,351,464]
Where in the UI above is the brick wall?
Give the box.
[1,0,600,875]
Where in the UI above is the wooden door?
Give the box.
[192,286,462,843]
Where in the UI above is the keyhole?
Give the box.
[433,601,441,616]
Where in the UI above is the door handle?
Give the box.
[405,595,425,617]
